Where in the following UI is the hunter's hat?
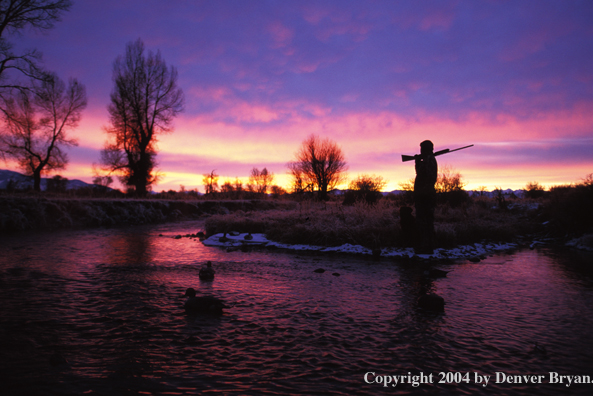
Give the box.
[420,140,434,152]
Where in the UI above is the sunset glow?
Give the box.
[8,0,593,192]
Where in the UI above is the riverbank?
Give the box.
[0,195,296,233]
[204,199,543,250]
[2,193,591,254]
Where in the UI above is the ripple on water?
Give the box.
[1,222,593,395]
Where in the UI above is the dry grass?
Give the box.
[205,198,538,248]
[206,201,399,247]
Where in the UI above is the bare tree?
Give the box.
[286,161,308,194]
[344,174,387,205]
[46,174,67,192]
[288,134,347,200]
[524,181,545,199]
[93,175,113,188]
[435,165,466,193]
[0,0,72,107]
[398,178,415,192]
[249,167,274,195]
[202,169,218,195]
[270,184,286,199]
[233,177,243,198]
[0,73,87,191]
[220,180,234,194]
[99,39,184,196]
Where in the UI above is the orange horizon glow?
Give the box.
[42,104,590,193]
[4,1,591,194]
[5,105,591,194]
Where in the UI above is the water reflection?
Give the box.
[1,221,593,395]
[104,229,155,266]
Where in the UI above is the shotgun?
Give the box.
[401,144,474,162]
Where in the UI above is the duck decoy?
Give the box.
[244,233,253,240]
[183,288,229,314]
[418,293,445,312]
[424,268,450,278]
[199,261,215,281]
[219,233,229,243]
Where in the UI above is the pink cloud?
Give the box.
[500,31,552,62]
[267,21,294,48]
[55,103,593,193]
[418,12,455,31]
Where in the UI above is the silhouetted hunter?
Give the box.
[414,140,438,254]
[401,142,473,253]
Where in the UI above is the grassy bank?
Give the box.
[0,195,295,233]
[205,177,593,249]
[3,179,590,248]
[204,197,542,249]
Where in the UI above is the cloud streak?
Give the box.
[7,0,592,192]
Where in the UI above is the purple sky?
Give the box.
[8,0,593,191]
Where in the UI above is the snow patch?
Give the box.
[566,234,593,252]
[203,233,517,260]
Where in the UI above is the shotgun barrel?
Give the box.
[401,144,473,162]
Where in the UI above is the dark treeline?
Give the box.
[2,173,591,245]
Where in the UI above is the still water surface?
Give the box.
[1,221,593,395]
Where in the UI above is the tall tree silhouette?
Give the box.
[100,39,184,196]
[0,73,87,191]
[0,0,72,108]
[202,169,219,195]
[249,167,274,195]
[288,134,347,200]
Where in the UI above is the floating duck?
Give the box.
[418,293,445,312]
[424,268,450,278]
[199,261,215,281]
[218,233,229,243]
[183,288,229,314]
[244,233,253,240]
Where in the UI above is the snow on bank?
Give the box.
[566,234,593,252]
[203,232,517,260]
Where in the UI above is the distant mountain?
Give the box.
[374,189,525,198]
[0,169,97,191]
[467,189,525,198]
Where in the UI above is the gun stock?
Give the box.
[401,145,473,162]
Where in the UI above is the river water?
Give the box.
[1,220,593,395]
